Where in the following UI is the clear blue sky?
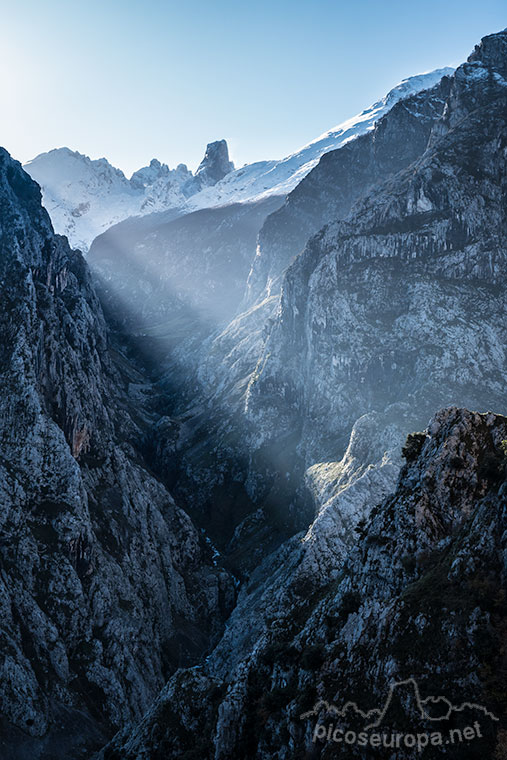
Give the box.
[1,0,505,176]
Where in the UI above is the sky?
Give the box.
[1,0,505,177]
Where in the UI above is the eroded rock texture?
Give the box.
[101,407,507,759]
[0,149,234,759]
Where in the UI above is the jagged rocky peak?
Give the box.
[195,138,234,187]
[433,27,507,137]
[130,158,193,189]
[130,157,166,188]
[468,26,507,73]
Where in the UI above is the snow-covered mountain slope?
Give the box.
[188,68,453,211]
[24,71,452,252]
[23,148,145,252]
[23,140,234,251]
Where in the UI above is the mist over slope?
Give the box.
[0,26,505,760]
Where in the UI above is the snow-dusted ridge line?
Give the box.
[23,68,453,251]
[22,140,233,252]
[187,67,454,210]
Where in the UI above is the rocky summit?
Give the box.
[0,25,505,760]
[194,140,235,188]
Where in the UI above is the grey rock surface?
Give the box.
[194,140,235,189]
[101,407,507,759]
[0,149,234,759]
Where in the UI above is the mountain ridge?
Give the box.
[23,139,234,251]
[23,68,452,251]
[0,146,235,759]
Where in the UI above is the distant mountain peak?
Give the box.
[22,68,454,250]
[195,139,235,187]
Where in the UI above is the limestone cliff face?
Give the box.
[244,28,507,469]
[245,75,451,305]
[0,149,234,759]
[100,407,507,759]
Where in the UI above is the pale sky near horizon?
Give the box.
[1,0,505,177]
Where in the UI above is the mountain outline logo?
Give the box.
[300,678,499,730]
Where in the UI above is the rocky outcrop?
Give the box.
[0,148,234,759]
[130,158,191,192]
[100,407,507,758]
[194,140,235,189]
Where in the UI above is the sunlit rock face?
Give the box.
[100,406,507,759]
[0,149,234,759]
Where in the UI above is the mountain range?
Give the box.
[24,68,452,252]
[0,27,505,760]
